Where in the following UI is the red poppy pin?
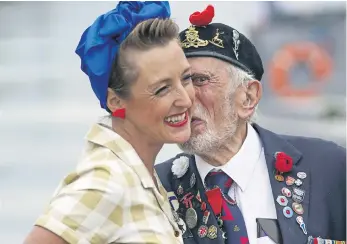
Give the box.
[189,4,215,26]
[274,152,293,181]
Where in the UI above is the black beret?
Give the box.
[179,23,264,81]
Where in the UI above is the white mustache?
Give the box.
[192,104,209,121]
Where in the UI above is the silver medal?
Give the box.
[185,207,198,229]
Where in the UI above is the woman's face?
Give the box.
[123,40,195,145]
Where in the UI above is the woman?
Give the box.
[24,2,194,244]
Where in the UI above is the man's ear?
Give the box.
[238,80,262,119]
[107,88,124,112]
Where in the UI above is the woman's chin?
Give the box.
[166,131,191,144]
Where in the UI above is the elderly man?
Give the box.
[155,5,346,244]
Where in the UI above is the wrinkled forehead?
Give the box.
[188,56,230,76]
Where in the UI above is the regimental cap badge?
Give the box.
[181,26,209,48]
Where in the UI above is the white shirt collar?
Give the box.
[195,123,263,192]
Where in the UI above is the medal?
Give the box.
[202,210,210,224]
[197,225,208,238]
[185,207,198,229]
[207,225,218,239]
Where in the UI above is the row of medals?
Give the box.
[275,171,307,235]
[172,173,220,240]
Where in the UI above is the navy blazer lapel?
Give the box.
[254,124,311,244]
[171,153,224,244]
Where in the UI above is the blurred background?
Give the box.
[0,1,345,243]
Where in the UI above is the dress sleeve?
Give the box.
[35,165,124,244]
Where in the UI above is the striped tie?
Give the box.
[205,170,249,244]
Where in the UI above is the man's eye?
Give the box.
[192,76,209,86]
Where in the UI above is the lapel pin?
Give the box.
[190,173,196,188]
[285,176,295,186]
[295,179,303,186]
[281,187,292,197]
[292,194,304,204]
[275,174,285,182]
[207,225,218,239]
[283,206,294,218]
[297,172,307,179]
[234,225,240,231]
[293,187,305,197]
[296,216,308,235]
[177,185,184,195]
[276,195,288,206]
[185,207,198,229]
[197,225,208,238]
[292,202,304,215]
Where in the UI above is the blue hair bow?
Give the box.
[75,1,171,111]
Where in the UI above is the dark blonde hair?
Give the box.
[108,18,179,99]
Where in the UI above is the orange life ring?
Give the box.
[269,42,333,97]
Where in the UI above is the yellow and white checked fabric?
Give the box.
[35,123,183,244]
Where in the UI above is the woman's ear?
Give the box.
[107,88,124,112]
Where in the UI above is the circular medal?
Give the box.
[197,225,208,238]
[283,206,293,218]
[185,207,198,229]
